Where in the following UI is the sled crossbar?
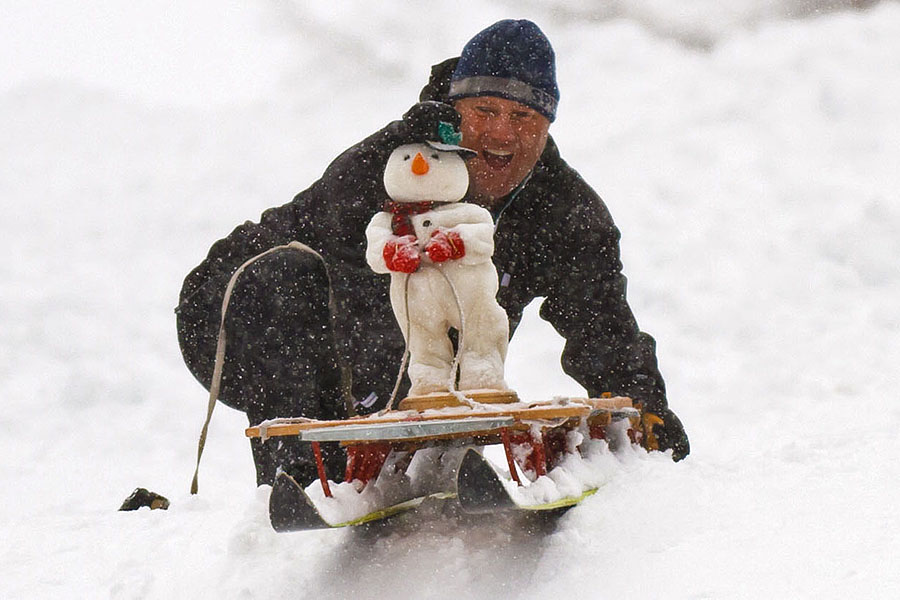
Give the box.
[299,416,515,442]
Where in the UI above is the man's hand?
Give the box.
[641,408,690,462]
[425,228,465,263]
[383,235,421,273]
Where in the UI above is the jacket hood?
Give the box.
[419,58,460,103]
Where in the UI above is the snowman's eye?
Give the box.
[403,154,411,160]
[431,153,440,160]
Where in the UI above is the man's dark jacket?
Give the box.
[176,58,689,460]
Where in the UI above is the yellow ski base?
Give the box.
[519,487,599,511]
[330,492,457,528]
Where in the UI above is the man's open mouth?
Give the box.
[482,149,514,170]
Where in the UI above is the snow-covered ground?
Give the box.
[2,1,898,598]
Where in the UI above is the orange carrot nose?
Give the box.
[411,152,429,175]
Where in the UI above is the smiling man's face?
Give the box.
[454,96,550,209]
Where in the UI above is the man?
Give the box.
[176,20,689,487]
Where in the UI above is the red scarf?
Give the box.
[383,200,442,236]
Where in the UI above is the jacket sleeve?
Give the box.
[538,175,670,415]
[175,196,318,389]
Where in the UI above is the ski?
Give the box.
[269,471,332,531]
[269,470,456,531]
[456,448,598,514]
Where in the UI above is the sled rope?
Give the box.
[191,241,352,495]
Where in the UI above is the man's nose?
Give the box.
[483,114,517,144]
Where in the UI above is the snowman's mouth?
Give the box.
[482,149,513,170]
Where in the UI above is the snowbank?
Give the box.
[1,1,898,598]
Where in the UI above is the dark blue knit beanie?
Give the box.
[449,20,559,122]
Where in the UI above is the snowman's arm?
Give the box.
[365,212,396,274]
[440,205,495,265]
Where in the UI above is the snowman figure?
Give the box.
[365,124,509,397]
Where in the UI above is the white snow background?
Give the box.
[2,1,898,598]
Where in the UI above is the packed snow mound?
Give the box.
[511,0,882,48]
[2,0,884,108]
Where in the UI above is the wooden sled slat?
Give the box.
[245,396,636,440]
[397,389,519,411]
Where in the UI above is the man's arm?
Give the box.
[537,172,690,460]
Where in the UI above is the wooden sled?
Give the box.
[246,393,639,444]
[247,393,644,530]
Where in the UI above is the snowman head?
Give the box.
[383,142,472,204]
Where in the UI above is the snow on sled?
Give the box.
[245,391,644,531]
[456,448,600,514]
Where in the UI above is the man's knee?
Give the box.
[227,247,330,326]
[219,246,335,413]
[175,246,330,388]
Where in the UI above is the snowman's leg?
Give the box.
[403,294,455,395]
[457,296,510,392]
[406,324,454,395]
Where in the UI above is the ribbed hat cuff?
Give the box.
[449,76,557,122]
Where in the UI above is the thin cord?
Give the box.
[427,265,469,402]
[190,241,349,494]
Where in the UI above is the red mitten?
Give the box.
[425,229,465,263]
[383,235,421,273]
